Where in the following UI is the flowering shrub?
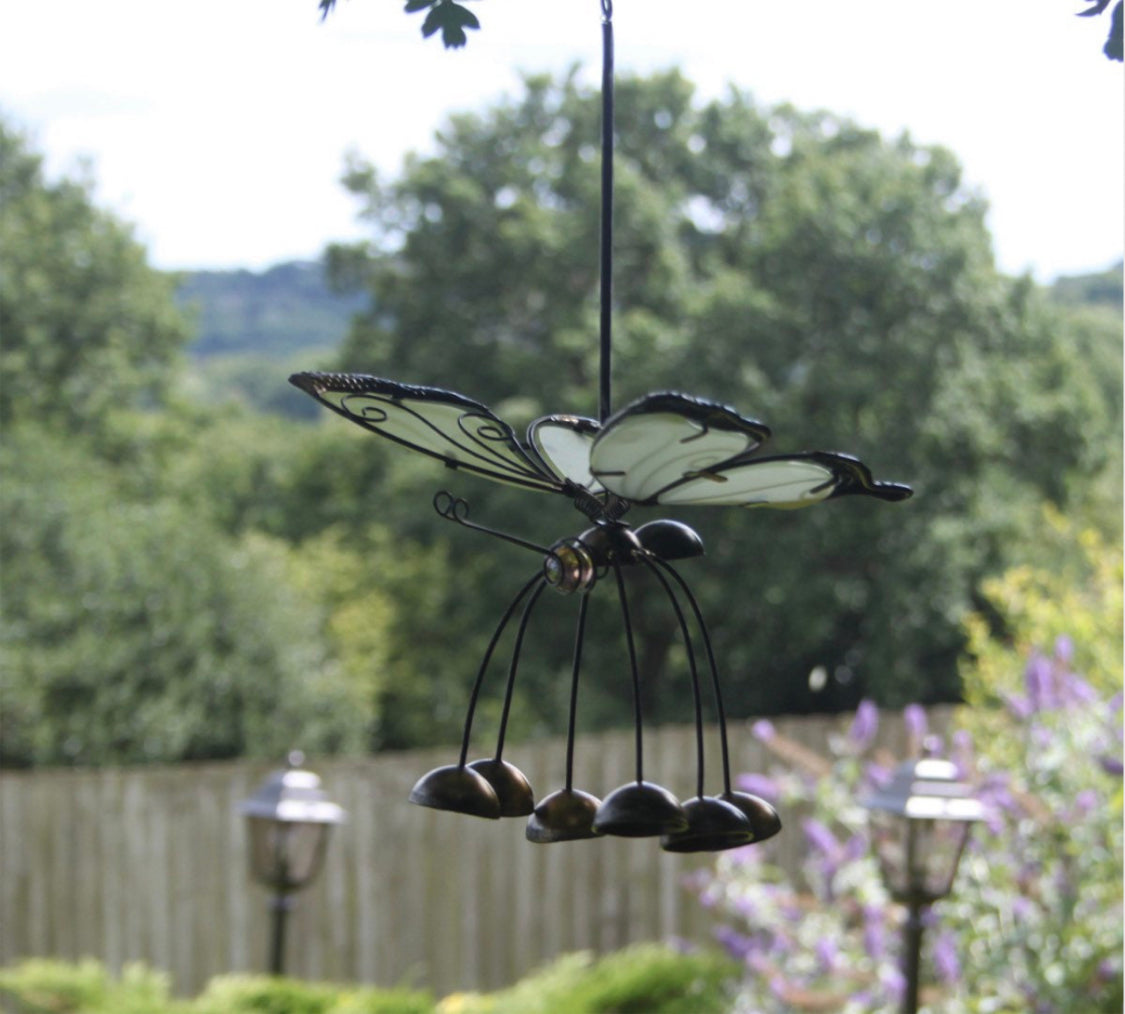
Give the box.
[693,642,1123,1013]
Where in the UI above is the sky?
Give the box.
[2,0,1122,282]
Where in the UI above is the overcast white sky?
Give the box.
[2,0,1122,281]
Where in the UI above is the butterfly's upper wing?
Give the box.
[588,392,772,502]
[590,392,911,508]
[290,372,568,494]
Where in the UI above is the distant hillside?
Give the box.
[174,260,367,417]
[1050,261,1123,312]
[177,260,366,360]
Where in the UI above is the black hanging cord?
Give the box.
[598,0,615,423]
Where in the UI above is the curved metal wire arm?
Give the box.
[611,560,646,783]
[491,580,549,760]
[653,557,738,796]
[456,572,545,767]
[637,554,708,799]
[433,491,553,556]
[563,592,592,791]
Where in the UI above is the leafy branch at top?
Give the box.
[318,0,481,49]
[1079,0,1124,60]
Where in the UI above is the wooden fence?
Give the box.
[0,712,937,997]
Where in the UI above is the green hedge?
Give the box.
[0,945,736,1014]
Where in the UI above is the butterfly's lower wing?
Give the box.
[290,372,567,494]
[590,392,911,508]
[528,414,604,493]
[588,392,772,502]
[627,450,913,508]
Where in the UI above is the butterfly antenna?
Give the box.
[433,491,552,556]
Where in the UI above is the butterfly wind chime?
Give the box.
[290,1,911,853]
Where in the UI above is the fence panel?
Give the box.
[0,712,945,997]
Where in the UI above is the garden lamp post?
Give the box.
[861,738,983,1014]
[239,751,346,976]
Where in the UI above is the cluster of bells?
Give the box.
[408,508,782,853]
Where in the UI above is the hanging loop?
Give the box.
[601,0,613,21]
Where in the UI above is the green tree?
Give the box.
[0,426,368,767]
[0,122,372,767]
[0,121,189,435]
[317,70,1117,732]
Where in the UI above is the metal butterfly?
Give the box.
[288,372,912,529]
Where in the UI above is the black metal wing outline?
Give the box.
[289,372,572,494]
[290,375,912,511]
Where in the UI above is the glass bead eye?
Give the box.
[544,538,596,593]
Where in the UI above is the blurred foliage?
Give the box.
[0,424,368,767]
[961,506,1123,706]
[0,121,367,767]
[439,944,737,1013]
[2,62,1121,765]
[0,121,189,436]
[0,958,183,1014]
[0,946,731,1013]
[191,975,433,1014]
[322,68,1121,725]
[696,634,1123,1010]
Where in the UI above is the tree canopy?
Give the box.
[324,69,1119,721]
[1,67,1119,766]
[0,120,367,767]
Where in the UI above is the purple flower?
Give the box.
[1005,693,1034,720]
[751,719,776,742]
[1025,652,1055,711]
[802,817,842,862]
[714,924,754,961]
[1098,754,1123,777]
[815,936,839,972]
[932,930,961,984]
[1061,672,1098,706]
[904,704,928,749]
[848,699,879,750]
[863,908,886,959]
[737,772,780,800]
[1072,789,1099,816]
[952,728,975,776]
[880,965,906,1004]
[733,894,761,921]
[864,760,893,789]
[1054,634,1074,664]
[843,833,868,863]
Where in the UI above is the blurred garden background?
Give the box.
[1,1,1122,1010]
